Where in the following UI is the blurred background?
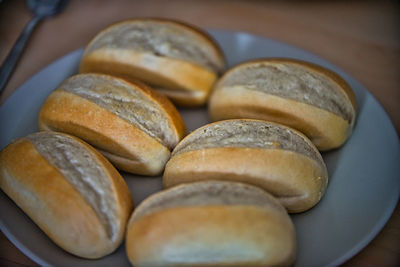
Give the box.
[0,0,399,266]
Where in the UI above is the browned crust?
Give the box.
[209,59,357,150]
[0,134,133,259]
[155,86,208,107]
[208,89,351,150]
[127,206,296,266]
[79,54,217,106]
[172,119,323,162]
[126,181,296,266]
[164,147,328,213]
[82,17,226,74]
[67,73,186,143]
[216,57,357,113]
[164,119,328,212]
[38,89,171,176]
[79,18,225,106]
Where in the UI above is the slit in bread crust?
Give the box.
[172,120,323,166]
[218,62,354,122]
[130,181,285,224]
[59,74,175,149]
[85,21,223,73]
[26,132,119,241]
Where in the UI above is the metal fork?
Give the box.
[0,0,69,95]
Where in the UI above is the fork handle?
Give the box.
[0,15,43,95]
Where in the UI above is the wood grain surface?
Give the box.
[0,0,399,266]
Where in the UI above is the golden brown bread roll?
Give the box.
[208,58,357,151]
[79,18,226,106]
[126,180,296,266]
[38,73,186,175]
[0,131,133,259]
[164,119,328,213]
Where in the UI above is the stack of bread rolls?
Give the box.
[0,18,357,266]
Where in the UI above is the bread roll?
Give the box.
[164,119,328,213]
[208,58,357,151]
[79,18,226,106]
[38,73,186,175]
[126,180,296,266]
[0,131,133,259]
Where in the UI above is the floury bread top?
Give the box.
[79,18,226,106]
[38,73,186,175]
[209,58,357,151]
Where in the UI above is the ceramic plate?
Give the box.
[1,30,399,267]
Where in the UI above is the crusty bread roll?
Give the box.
[79,18,226,107]
[0,131,133,259]
[126,180,296,266]
[208,58,357,151]
[38,73,186,176]
[164,119,328,213]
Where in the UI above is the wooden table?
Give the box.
[1,0,399,266]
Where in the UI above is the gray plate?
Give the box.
[0,30,399,267]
